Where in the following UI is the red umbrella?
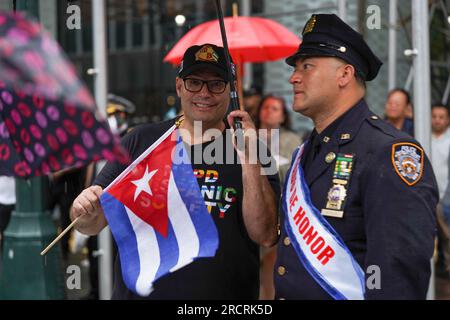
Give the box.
[164,16,301,65]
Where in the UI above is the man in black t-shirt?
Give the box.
[70,44,280,299]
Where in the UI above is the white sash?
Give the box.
[283,144,365,300]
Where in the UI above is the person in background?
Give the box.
[441,139,450,241]
[243,86,263,123]
[384,88,414,137]
[80,94,137,300]
[432,103,450,279]
[0,177,15,253]
[256,94,301,299]
[431,103,450,197]
[0,176,15,277]
[48,166,90,260]
[257,95,302,187]
[106,94,136,137]
[405,103,414,120]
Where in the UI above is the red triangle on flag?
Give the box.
[107,134,176,237]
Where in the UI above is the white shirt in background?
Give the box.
[0,176,16,205]
[431,128,450,199]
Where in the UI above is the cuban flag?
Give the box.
[100,125,219,296]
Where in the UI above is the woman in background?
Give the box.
[257,95,301,299]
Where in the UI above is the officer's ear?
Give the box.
[337,64,356,88]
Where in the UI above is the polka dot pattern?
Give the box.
[0,12,130,177]
[0,88,130,177]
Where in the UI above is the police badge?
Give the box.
[326,184,347,209]
[322,153,355,218]
[392,142,424,186]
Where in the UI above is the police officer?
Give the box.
[274,14,438,299]
[106,93,136,137]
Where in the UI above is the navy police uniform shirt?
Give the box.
[274,99,438,300]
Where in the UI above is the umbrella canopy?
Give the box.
[0,11,128,177]
[164,16,301,65]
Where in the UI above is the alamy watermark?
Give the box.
[366,264,381,290]
[66,265,81,290]
[64,263,381,292]
[170,121,280,176]
[64,3,383,31]
[66,4,81,30]
[366,5,381,30]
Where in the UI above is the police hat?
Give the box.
[286,14,382,81]
[178,44,235,81]
[106,94,136,115]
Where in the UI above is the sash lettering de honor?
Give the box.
[283,144,365,300]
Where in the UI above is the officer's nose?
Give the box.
[289,71,301,85]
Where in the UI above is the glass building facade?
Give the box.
[56,0,265,126]
[2,0,449,130]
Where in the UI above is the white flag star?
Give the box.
[131,166,158,201]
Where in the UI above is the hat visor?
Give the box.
[285,46,340,66]
[179,63,228,81]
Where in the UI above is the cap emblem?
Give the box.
[303,15,317,35]
[195,45,219,63]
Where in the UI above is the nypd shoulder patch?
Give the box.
[391,142,424,186]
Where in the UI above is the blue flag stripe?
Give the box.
[172,140,219,257]
[100,192,141,293]
[154,220,180,280]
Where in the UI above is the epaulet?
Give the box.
[364,113,410,140]
[364,115,424,186]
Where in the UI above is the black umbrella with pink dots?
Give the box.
[0,11,129,178]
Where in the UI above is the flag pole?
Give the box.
[214,0,242,131]
[40,216,82,256]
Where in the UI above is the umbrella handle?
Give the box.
[214,0,243,132]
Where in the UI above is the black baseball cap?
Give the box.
[286,14,382,81]
[178,44,235,81]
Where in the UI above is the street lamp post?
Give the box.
[411,0,433,300]
[92,0,113,300]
